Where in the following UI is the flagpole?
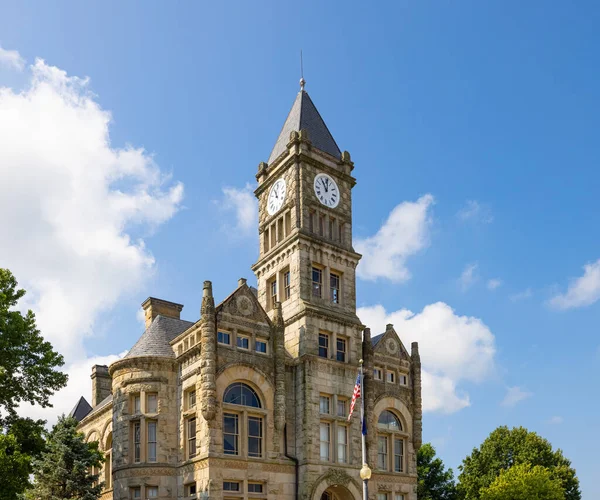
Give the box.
[358,359,371,500]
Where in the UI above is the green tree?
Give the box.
[480,463,565,500]
[457,426,580,500]
[25,415,104,500]
[0,433,31,500]
[0,268,68,422]
[418,443,458,500]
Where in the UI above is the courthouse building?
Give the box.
[72,81,423,500]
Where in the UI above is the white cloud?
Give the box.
[0,45,25,71]
[19,352,126,426]
[0,57,184,365]
[356,194,434,282]
[136,308,146,327]
[487,278,502,290]
[547,416,563,425]
[459,262,479,291]
[457,200,493,224]
[510,288,533,302]
[501,386,532,407]
[218,183,258,235]
[358,302,496,414]
[549,259,600,310]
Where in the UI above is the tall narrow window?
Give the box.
[377,435,388,470]
[133,394,141,413]
[131,487,141,499]
[270,279,277,308]
[270,222,276,248]
[187,417,197,459]
[188,390,196,409]
[263,229,269,253]
[320,422,331,461]
[329,217,335,240]
[319,395,331,414]
[309,210,315,233]
[284,271,291,300]
[337,399,347,417]
[285,211,292,236]
[147,393,157,413]
[312,267,322,298]
[223,413,239,455]
[277,217,284,243]
[337,425,348,463]
[248,416,263,458]
[319,214,325,236]
[394,438,404,472]
[336,337,347,362]
[318,333,329,358]
[338,223,344,244]
[133,422,140,463]
[330,272,340,304]
[147,421,157,462]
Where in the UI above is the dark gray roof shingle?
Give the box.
[268,90,341,164]
[69,396,92,422]
[125,315,195,359]
[371,333,384,347]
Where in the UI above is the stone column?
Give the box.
[362,328,376,466]
[272,301,286,454]
[200,281,217,422]
[411,342,422,450]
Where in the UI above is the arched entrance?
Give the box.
[319,485,356,500]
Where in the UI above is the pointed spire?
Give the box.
[268,88,341,164]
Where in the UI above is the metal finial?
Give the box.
[300,50,305,91]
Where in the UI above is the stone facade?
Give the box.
[75,87,422,500]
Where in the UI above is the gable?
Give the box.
[372,326,410,360]
[215,283,272,328]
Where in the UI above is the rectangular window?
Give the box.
[147,486,158,498]
[223,413,239,455]
[263,229,269,253]
[270,222,276,248]
[285,211,292,236]
[320,422,331,461]
[284,271,291,300]
[336,337,347,362]
[337,425,348,463]
[133,394,141,413]
[248,482,264,493]
[187,417,197,459]
[188,390,196,409]
[147,421,157,462]
[377,435,388,470]
[186,483,197,496]
[133,422,141,463]
[270,278,277,308]
[386,371,395,383]
[255,340,267,354]
[309,209,315,233]
[330,272,340,304]
[218,331,231,345]
[377,494,388,500]
[223,481,241,492]
[337,399,347,417]
[318,333,329,358]
[374,368,383,381]
[394,438,404,472]
[147,393,157,413]
[131,487,141,499]
[248,416,263,458]
[329,217,335,240]
[399,374,408,385]
[319,395,331,414]
[312,267,322,298]
[277,217,284,242]
[237,335,250,350]
[395,495,405,500]
[319,214,325,236]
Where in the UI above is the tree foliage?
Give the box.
[457,426,580,500]
[480,463,565,500]
[0,268,68,421]
[418,443,458,500]
[25,415,104,500]
[0,433,32,500]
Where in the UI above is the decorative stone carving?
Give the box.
[324,468,352,487]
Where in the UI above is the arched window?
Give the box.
[223,383,261,408]
[104,433,112,490]
[222,382,264,458]
[376,409,406,473]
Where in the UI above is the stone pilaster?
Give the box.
[200,281,217,422]
[272,301,286,453]
[362,327,376,466]
[411,341,422,450]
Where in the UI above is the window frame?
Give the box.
[376,409,407,473]
[255,339,268,354]
[312,267,323,298]
[187,417,197,459]
[147,420,157,462]
[187,389,196,410]
[218,330,231,345]
[283,270,291,300]
[146,486,158,498]
[146,393,158,413]
[336,337,347,363]
[330,272,340,304]
[318,332,330,358]
[269,277,278,309]
[236,334,250,350]
[374,367,383,381]
[319,395,331,415]
[337,424,348,464]
[320,421,331,461]
[133,421,141,463]
[386,371,395,384]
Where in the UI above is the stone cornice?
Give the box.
[109,356,175,376]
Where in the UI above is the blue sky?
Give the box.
[1,1,599,496]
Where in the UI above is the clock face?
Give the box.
[386,338,398,355]
[314,173,340,208]
[267,178,286,215]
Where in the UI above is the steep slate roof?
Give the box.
[125,315,195,359]
[69,396,92,422]
[268,90,341,164]
[371,333,384,347]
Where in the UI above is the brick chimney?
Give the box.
[91,364,111,407]
[141,297,184,329]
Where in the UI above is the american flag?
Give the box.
[347,371,361,421]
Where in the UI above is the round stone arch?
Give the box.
[373,396,412,435]
[85,429,100,444]
[311,469,361,500]
[215,363,275,411]
[101,421,113,451]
